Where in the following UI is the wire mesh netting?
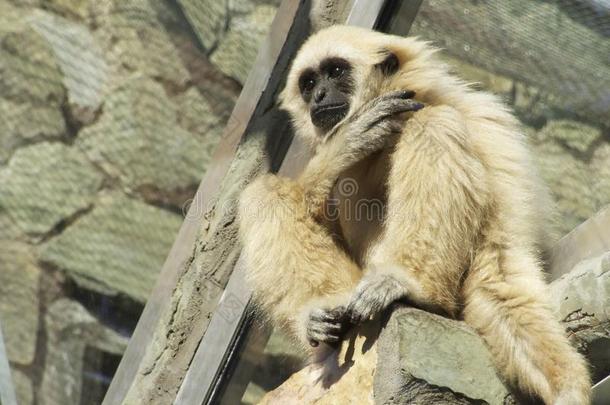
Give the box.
[0,1,279,404]
[410,0,610,235]
[0,1,608,404]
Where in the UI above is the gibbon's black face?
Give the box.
[298,52,400,132]
[299,57,354,132]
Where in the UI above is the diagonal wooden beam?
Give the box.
[0,323,17,405]
[172,1,434,404]
[549,205,610,280]
[103,1,312,403]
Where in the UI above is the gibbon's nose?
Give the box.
[314,87,326,103]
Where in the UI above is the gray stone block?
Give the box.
[0,142,103,237]
[210,5,278,84]
[40,193,182,302]
[178,0,228,51]
[549,251,610,382]
[375,307,510,405]
[76,75,207,200]
[0,242,40,366]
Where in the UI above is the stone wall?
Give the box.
[0,0,279,404]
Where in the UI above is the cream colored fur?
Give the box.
[238,26,590,404]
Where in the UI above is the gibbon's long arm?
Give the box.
[238,92,421,348]
[344,105,488,320]
[239,173,360,348]
[344,105,590,404]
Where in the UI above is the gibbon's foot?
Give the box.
[307,306,349,347]
[346,272,408,324]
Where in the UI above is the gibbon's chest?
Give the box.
[331,150,391,264]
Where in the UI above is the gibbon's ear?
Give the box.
[375,49,400,76]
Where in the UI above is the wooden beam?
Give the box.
[0,324,17,405]
[173,1,394,404]
[102,1,309,403]
[593,374,610,405]
[549,205,610,280]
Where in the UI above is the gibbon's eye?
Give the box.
[320,57,351,82]
[329,65,345,79]
[299,71,316,95]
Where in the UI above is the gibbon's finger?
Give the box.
[383,98,425,114]
[329,305,348,320]
[347,301,374,324]
[364,101,420,132]
[309,308,330,322]
[360,90,416,116]
[375,117,406,136]
[368,99,424,125]
[309,308,343,323]
[308,329,341,344]
[379,89,416,100]
[346,292,372,323]
[309,322,343,335]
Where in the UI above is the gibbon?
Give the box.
[238,25,591,404]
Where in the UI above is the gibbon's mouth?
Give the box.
[311,103,349,131]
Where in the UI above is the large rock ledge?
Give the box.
[374,308,510,405]
[260,251,610,404]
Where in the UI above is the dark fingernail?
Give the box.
[410,101,424,111]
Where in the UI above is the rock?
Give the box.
[260,309,511,405]
[0,213,24,241]
[264,250,610,404]
[537,120,602,154]
[93,6,190,87]
[76,75,207,204]
[237,329,305,404]
[0,22,65,105]
[0,242,40,365]
[40,299,128,405]
[175,87,224,164]
[441,55,514,96]
[38,0,91,20]
[511,81,554,127]
[178,0,229,51]
[11,369,34,405]
[0,143,103,237]
[210,5,278,84]
[0,2,26,30]
[375,307,510,405]
[259,321,380,405]
[0,98,66,163]
[549,251,610,382]
[30,10,108,125]
[532,140,597,235]
[40,192,182,302]
[591,141,610,209]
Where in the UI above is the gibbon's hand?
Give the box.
[307,306,349,347]
[331,90,424,159]
[346,272,408,324]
